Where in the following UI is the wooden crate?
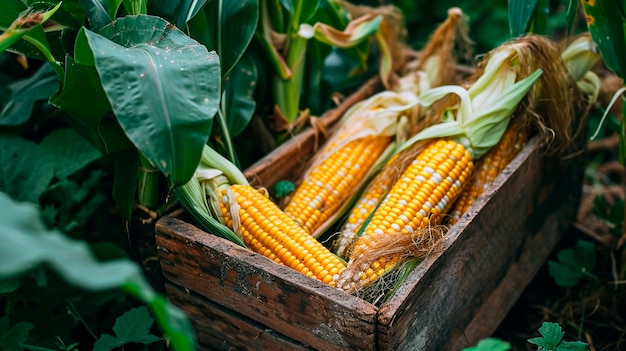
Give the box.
[156,126,585,350]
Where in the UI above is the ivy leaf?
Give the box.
[0,317,33,351]
[93,306,159,351]
[461,338,511,351]
[527,322,589,351]
[548,240,596,288]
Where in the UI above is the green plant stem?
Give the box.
[67,301,98,340]
[216,106,239,167]
[274,29,310,123]
[137,154,160,210]
[620,96,626,282]
[23,36,64,82]
[128,0,148,15]
[578,306,585,340]
[581,270,601,284]
[258,2,291,80]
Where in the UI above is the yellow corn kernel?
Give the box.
[337,139,474,292]
[220,184,346,287]
[284,135,391,235]
[448,125,529,225]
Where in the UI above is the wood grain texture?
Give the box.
[166,283,313,351]
[376,137,583,350]
[156,217,378,351]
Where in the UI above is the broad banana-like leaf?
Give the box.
[75,15,221,186]
[50,55,131,154]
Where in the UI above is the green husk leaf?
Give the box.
[174,177,246,247]
[199,145,249,186]
[397,67,542,159]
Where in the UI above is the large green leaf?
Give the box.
[202,0,258,77]
[508,0,539,37]
[224,54,257,138]
[0,192,196,351]
[79,0,116,32]
[0,63,59,126]
[0,129,101,202]
[50,55,133,154]
[43,128,102,179]
[75,15,221,186]
[0,134,54,203]
[582,0,626,79]
[149,0,209,29]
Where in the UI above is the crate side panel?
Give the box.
[165,283,313,351]
[156,217,378,351]
[448,141,585,349]
[376,138,581,350]
[448,207,572,349]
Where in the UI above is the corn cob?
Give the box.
[176,145,346,287]
[336,35,565,293]
[336,138,474,290]
[332,153,400,257]
[284,134,393,234]
[219,184,346,287]
[447,123,529,225]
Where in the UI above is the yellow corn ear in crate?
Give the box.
[220,184,346,287]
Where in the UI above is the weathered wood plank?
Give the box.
[376,137,583,350]
[155,217,378,351]
[165,283,313,351]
